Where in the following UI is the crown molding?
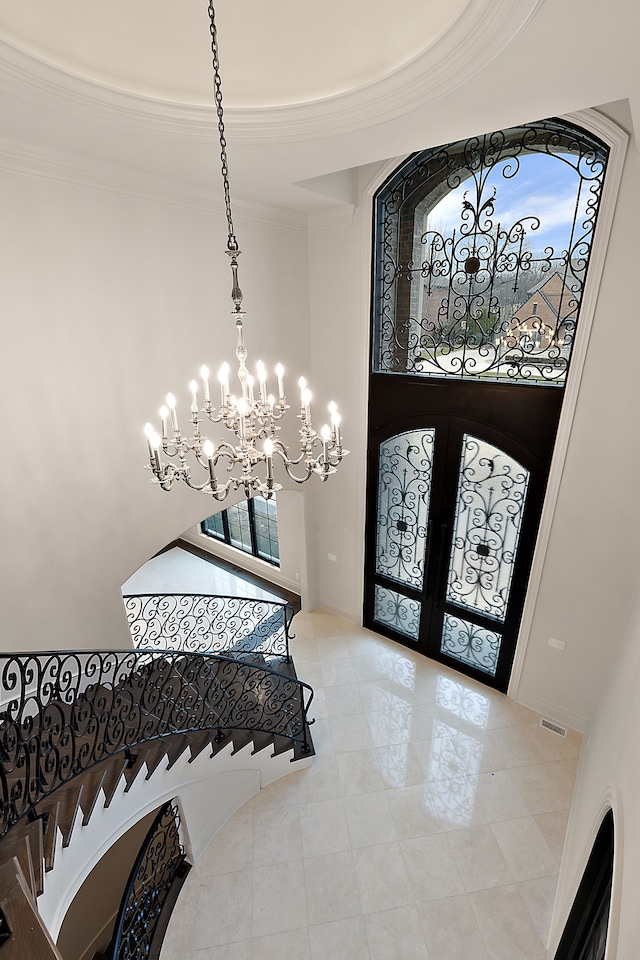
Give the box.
[0,0,546,145]
[307,206,356,232]
[0,137,308,232]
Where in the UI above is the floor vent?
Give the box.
[540,718,567,737]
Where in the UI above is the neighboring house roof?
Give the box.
[511,271,577,325]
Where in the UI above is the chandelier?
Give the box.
[144,3,347,502]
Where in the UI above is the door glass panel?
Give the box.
[375,429,435,590]
[373,585,421,641]
[446,435,530,621]
[440,612,502,677]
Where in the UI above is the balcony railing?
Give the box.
[123,593,294,661]
[0,647,313,839]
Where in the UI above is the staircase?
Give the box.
[0,596,313,958]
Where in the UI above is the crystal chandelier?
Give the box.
[144,3,347,501]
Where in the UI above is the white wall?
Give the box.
[181,488,309,603]
[305,202,372,620]
[304,114,640,738]
[0,163,310,651]
[547,577,640,957]
[513,135,640,732]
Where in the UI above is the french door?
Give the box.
[364,377,561,691]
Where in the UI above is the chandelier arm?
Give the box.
[142,7,347,505]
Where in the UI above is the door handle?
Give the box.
[424,518,434,576]
[433,522,448,607]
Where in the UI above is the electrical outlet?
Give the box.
[548,637,565,651]
[328,553,337,562]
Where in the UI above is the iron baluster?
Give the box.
[0,648,313,839]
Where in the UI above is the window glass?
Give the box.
[202,512,225,541]
[252,496,280,564]
[201,495,280,567]
[372,118,609,385]
[226,502,252,552]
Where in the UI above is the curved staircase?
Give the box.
[0,594,312,959]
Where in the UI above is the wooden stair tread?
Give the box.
[78,768,107,826]
[0,858,62,959]
[144,741,173,780]
[56,783,83,848]
[0,830,36,903]
[122,750,150,791]
[0,646,311,903]
[32,801,60,873]
[230,730,254,755]
[25,821,44,898]
[187,730,215,763]
[165,735,191,770]
[251,732,276,756]
[100,756,129,808]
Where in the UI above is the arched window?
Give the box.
[365,117,610,690]
[372,118,608,384]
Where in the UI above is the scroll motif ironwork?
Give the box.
[109,800,187,960]
[123,594,294,661]
[373,118,609,384]
[446,435,529,621]
[440,613,502,677]
[375,429,435,590]
[0,649,313,838]
[373,585,421,641]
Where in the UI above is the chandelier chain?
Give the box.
[142,2,348,501]
[208,2,238,253]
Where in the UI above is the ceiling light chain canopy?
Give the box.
[144,2,347,501]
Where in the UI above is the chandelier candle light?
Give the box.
[144,3,347,501]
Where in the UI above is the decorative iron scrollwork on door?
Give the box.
[445,435,530,622]
[373,119,609,384]
[375,429,435,590]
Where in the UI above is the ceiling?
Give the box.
[0,1,636,216]
[0,0,471,107]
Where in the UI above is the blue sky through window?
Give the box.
[425,152,588,260]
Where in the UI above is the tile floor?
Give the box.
[160,609,581,960]
[121,546,282,603]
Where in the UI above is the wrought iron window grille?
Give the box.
[373,118,609,385]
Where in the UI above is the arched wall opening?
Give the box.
[55,809,157,960]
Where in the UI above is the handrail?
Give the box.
[107,800,188,960]
[122,593,295,661]
[0,648,313,839]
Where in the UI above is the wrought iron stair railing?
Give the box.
[0,647,313,841]
[105,800,189,960]
[122,593,295,661]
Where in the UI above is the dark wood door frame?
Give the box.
[364,374,563,691]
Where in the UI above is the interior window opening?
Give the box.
[202,494,280,567]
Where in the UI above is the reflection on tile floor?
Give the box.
[121,546,282,602]
[161,610,581,960]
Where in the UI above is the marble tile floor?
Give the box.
[121,545,282,603]
[160,609,581,960]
